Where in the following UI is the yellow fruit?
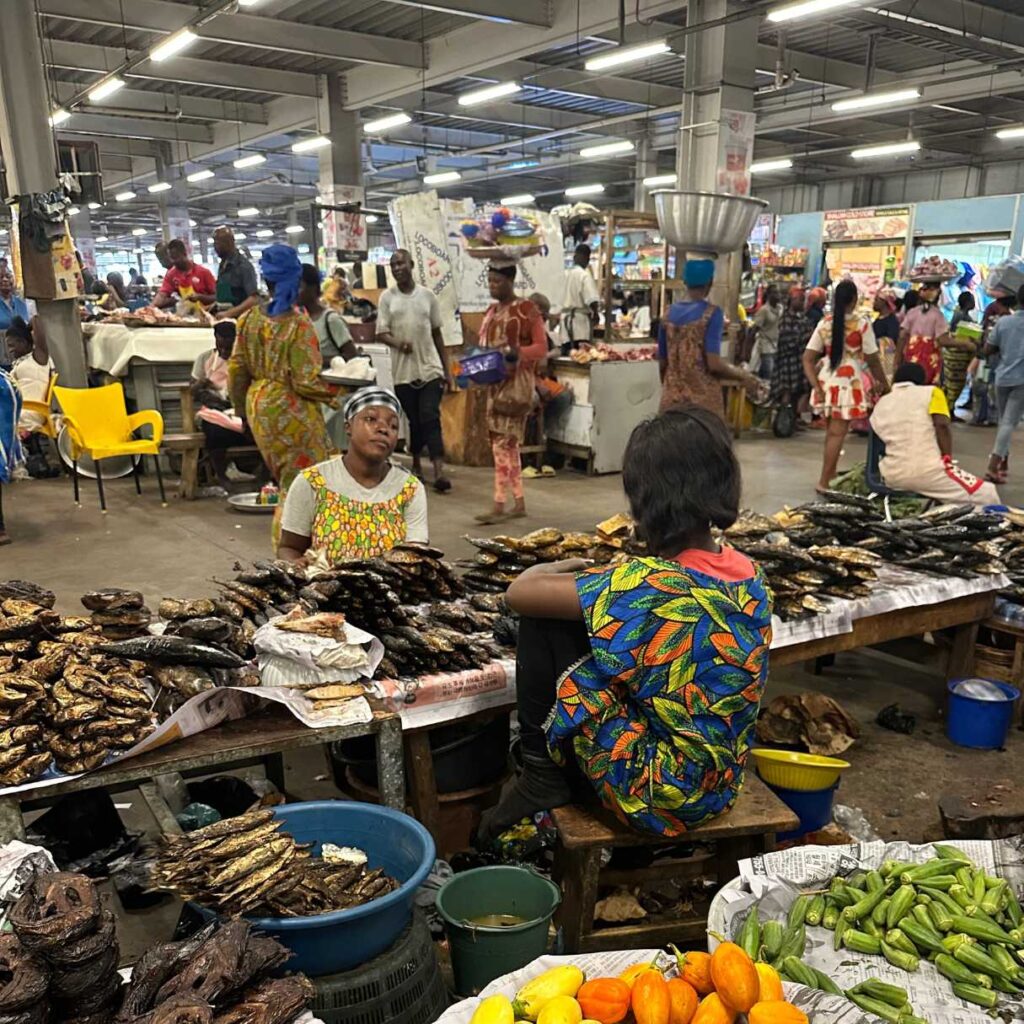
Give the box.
[471,995,516,1024]
[513,967,586,1021]
[536,996,584,1024]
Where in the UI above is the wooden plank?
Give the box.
[139,780,182,835]
[579,915,706,953]
[947,619,981,681]
[404,731,440,845]
[375,714,406,812]
[771,591,995,667]
[552,775,798,851]
[556,846,602,953]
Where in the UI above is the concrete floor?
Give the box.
[4,420,1023,957]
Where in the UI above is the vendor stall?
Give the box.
[822,207,909,304]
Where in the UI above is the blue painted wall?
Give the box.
[913,195,1018,238]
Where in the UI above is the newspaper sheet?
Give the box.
[0,684,373,798]
[707,839,1024,1024]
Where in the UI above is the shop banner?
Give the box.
[824,206,911,242]
[717,109,756,197]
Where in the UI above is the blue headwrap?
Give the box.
[259,244,302,315]
[684,258,715,287]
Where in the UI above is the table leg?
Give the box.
[947,620,980,681]
[0,797,26,843]
[716,835,759,887]
[405,731,440,847]
[264,752,287,796]
[140,780,182,835]
[375,715,405,811]
[554,846,600,953]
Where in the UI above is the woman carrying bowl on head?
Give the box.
[896,280,951,384]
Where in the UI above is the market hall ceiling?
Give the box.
[32,0,1024,232]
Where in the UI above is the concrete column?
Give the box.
[633,135,656,212]
[0,0,87,385]
[71,208,96,281]
[155,145,192,250]
[675,0,758,325]
[317,74,363,204]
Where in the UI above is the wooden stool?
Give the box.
[551,775,799,952]
[162,432,204,499]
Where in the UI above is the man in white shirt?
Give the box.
[376,249,453,493]
[562,243,600,347]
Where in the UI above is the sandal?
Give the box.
[434,477,452,494]
[540,464,556,476]
[522,466,541,479]
[474,510,508,525]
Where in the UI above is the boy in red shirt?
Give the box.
[153,239,216,309]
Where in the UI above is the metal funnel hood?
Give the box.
[653,189,768,256]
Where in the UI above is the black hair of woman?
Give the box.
[893,361,927,385]
[6,316,32,347]
[902,289,920,311]
[213,320,236,341]
[622,403,740,557]
[958,291,976,312]
[830,279,858,371]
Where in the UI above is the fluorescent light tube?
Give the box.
[67,207,80,216]
[768,0,864,22]
[150,28,198,62]
[285,223,304,233]
[365,214,380,223]
[88,202,100,210]
[750,158,794,173]
[832,88,921,112]
[423,171,462,185]
[233,154,266,169]
[580,140,635,158]
[851,140,920,159]
[88,77,125,102]
[131,228,146,236]
[234,232,247,240]
[148,181,172,193]
[115,191,136,202]
[363,112,412,134]
[291,135,331,153]
[458,81,520,107]
[643,173,677,187]
[256,229,273,238]
[996,126,1024,140]
[565,184,604,197]
[49,108,71,126]
[187,169,214,182]
[237,207,259,217]
[95,235,108,243]
[500,193,535,205]
[585,41,670,71]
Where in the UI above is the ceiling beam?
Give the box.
[58,112,213,144]
[877,0,1024,53]
[343,0,693,109]
[495,60,683,108]
[53,83,267,125]
[372,0,553,27]
[44,39,320,97]
[39,0,424,69]
[755,44,897,91]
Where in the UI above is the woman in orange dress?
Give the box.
[475,263,548,524]
[802,279,889,492]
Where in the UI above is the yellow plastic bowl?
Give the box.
[751,748,850,791]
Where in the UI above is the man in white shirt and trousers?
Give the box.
[562,244,600,349]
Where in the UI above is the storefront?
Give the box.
[820,206,910,305]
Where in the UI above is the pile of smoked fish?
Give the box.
[150,809,398,917]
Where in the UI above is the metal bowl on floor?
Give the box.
[56,425,137,479]
[653,189,768,255]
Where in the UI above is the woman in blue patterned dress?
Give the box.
[478,404,774,842]
[0,369,23,545]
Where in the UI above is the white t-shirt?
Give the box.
[376,285,444,386]
[311,309,353,364]
[280,457,428,543]
[11,354,54,404]
[562,265,599,342]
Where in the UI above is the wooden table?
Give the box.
[0,705,404,843]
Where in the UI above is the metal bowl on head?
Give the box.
[653,189,769,256]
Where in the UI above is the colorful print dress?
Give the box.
[228,305,338,493]
[546,557,773,837]
[807,314,879,421]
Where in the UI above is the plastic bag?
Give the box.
[952,677,1011,701]
[984,256,1024,298]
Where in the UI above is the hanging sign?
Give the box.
[824,206,911,242]
[717,109,756,197]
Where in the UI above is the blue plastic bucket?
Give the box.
[761,778,838,840]
[191,801,435,976]
[946,678,1020,750]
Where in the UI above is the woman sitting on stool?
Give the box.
[478,404,774,843]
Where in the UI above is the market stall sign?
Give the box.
[824,206,911,242]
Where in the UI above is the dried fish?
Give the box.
[95,635,245,668]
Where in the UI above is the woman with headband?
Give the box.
[228,244,338,535]
[277,386,428,564]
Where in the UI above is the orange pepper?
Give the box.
[577,978,631,1024]
[666,978,699,1024]
[632,970,671,1024]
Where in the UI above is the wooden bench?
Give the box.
[551,774,799,952]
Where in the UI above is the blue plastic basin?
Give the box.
[191,801,435,976]
[760,777,838,841]
[947,678,1020,750]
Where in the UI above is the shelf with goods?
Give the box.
[757,245,809,293]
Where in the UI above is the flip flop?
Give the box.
[540,465,556,476]
[522,466,541,479]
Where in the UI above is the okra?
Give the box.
[781,956,817,988]
[953,939,1010,978]
[901,1015,929,1024]
[949,914,1015,945]
[844,929,882,955]
[871,898,891,927]
[954,866,975,892]
[847,870,868,890]
[942,933,971,954]
[810,968,843,996]
[918,885,964,916]
[935,953,988,987]
[886,885,916,929]
[884,929,919,957]
[862,918,883,939]
[981,881,1007,916]
[761,920,784,960]
[921,875,957,891]
[949,884,973,910]
[847,993,904,1024]
[934,843,972,863]
[834,914,850,952]
[805,895,826,927]
[952,982,999,1008]
[928,899,953,933]
[911,905,933,930]
[880,859,913,879]
[779,921,806,961]
[822,902,839,930]
[901,859,955,884]
[738,906,761,960]
[989,974,1022,995]
[865,869,885,893]
[988,943,1022,979]
[898,919,946,955]
[1005,889,1023,929]
[849,979,909,1008]
[788,894,811,930]
[881,939,919,972]
[830,886,856,909]
[973,872,987,907]
[845,882,892,923]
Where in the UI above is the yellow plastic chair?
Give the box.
[54,382,166,511]
[21,371,59,439]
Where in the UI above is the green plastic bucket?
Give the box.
[435,865,561,995]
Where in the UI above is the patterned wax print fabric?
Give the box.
[0,370,23,482]
[303,465,419,562]
[771,307,810,401]
[807,314,879,421]
[228,305,337,493]
[546,556,773,837]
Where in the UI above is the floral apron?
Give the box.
[905,335,942,385]
[304,466,419,563]
[659,305,724,418]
